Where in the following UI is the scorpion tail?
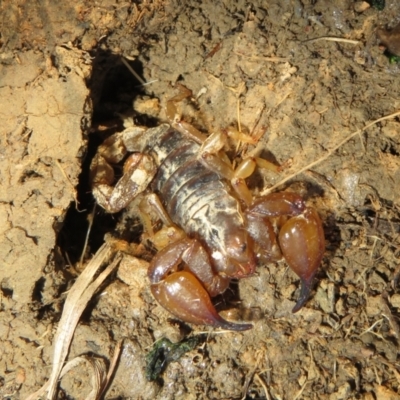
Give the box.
[151,271,252,331]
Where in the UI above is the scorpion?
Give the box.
[90,91,325,331]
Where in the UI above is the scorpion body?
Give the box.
[91,104,325,331]
[147,126,249,277]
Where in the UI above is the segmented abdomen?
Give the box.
[146,127,243,248]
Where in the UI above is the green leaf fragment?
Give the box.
[366,0,385,11]
[146,336,203,381]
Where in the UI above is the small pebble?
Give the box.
[390,294,400,308]
[354,2,370,13]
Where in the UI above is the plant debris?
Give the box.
[146,336,204,381]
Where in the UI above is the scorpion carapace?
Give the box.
[91,99,325,331]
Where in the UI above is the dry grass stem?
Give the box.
[303,37,360,45]
[98,340,124,399]
[294,380,308,400]
[57,356,107,400]
[26,243,121,400]
[255,373,271,400]
[359,318,383,337]
[121,57,146,85]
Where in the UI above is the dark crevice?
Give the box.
[56,51,148,268]
[32,277,45,303]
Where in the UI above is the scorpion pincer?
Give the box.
[90,97,325,331]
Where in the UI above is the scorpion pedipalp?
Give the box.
[278,208,325,313]
[248,193,325,312]
[148,237,252,330]
[151,271,252,331]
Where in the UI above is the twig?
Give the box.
[79,204,96,269]
[121,57,146,85]
[303,36,360,45]
[98,339,124,399]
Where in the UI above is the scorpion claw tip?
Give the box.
[292,277,314,313]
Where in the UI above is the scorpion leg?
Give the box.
[144,193,175,227]
[195,133,280,207]
[246,214,282,263]
[148,238,252,331]
[166,90,274,205]
[139,193,186,250]
[248,193,325,312]
[192,131,259,206]
[165,91,208,144]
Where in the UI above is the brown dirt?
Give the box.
[1,1,400,399]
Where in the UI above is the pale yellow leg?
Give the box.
[231,158,257,206]
[164,87,278,207]
[225,127,257,144]
[255,157,280,173]
[139,193,185,250]
[165,87,207,144]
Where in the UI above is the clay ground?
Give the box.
[1,1,400,399]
